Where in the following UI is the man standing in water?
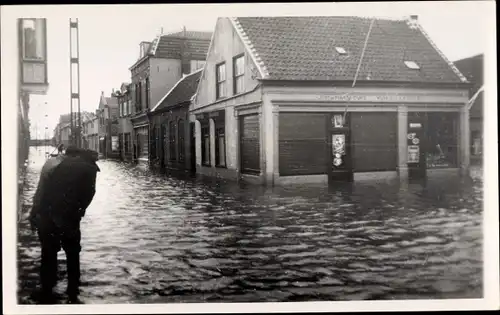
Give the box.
[29,146,100,303]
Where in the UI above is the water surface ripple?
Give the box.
[17,147,483,303]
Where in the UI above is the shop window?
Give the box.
[425,113,458,168]
[178,119,185,162]
[216,62,226,99]
[215,126,226,167]
[233,54,245,95]
[169,121,176,161]
[201,125,210,166]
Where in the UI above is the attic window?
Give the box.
[404,61,420,70]
[335,47,347,55]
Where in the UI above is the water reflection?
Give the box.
[17,147,483,304]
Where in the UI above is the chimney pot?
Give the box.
[410,15,418,21]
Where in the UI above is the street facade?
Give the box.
[51,16,482,186]
[17,146,483,303]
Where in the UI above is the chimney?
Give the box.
[183,25,187,37]
[407,15,419,29]
[112,88,115,95]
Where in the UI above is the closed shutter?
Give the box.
[240,114,260,174]
[351,112,397,172]
[279,113,328,176]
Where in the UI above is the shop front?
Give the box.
[264,84,469,186]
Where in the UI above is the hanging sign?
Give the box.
[408,145,420,163]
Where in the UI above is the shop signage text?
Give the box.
[318,94,424,103]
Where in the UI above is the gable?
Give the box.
[193,18,262,108]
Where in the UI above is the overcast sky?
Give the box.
[2,2,495,139]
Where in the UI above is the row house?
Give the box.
[54,112,93,148]
[96,91,119,159]
[149,69,202,172]
[114,83,134,161]
[82,112,99,152]
[191,16,472,186]
[128,29,212,164]
[454,54,484,163]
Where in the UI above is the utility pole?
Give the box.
[69,18,82,148]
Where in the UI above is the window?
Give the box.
[22,19,45,60]
[145,77,150,109]
[404,61,420,70]
[119,99,123,117]
[233,55,245,95]
[169,121,176,161]
[425,112,458,168]
[201,125,210,166]
[135,82,142,112]
[215,126,226,167]
[216,62,226,99]
[178,119,185,162]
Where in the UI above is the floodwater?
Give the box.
[17,146,483,304]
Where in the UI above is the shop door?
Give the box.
[329,113,353,182]
[407,113,426,180]
[240,114,261,175]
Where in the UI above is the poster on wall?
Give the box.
[111,136,119,152]
[332,134,346,167]
[408,145,420,163]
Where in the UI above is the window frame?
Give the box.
[215,62,227,100]
[233,54,245,95]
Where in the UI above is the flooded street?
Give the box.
[17,147,483,304]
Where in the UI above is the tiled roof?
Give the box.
[233,16,467,83]
[151,69,202,112]
[166,30,213,40]
[154,31,212,60]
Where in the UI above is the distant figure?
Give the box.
[57,144,64,154]
[29,146,100,304]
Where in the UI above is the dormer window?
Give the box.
[335,47,347,55]
[404,61,420,70]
